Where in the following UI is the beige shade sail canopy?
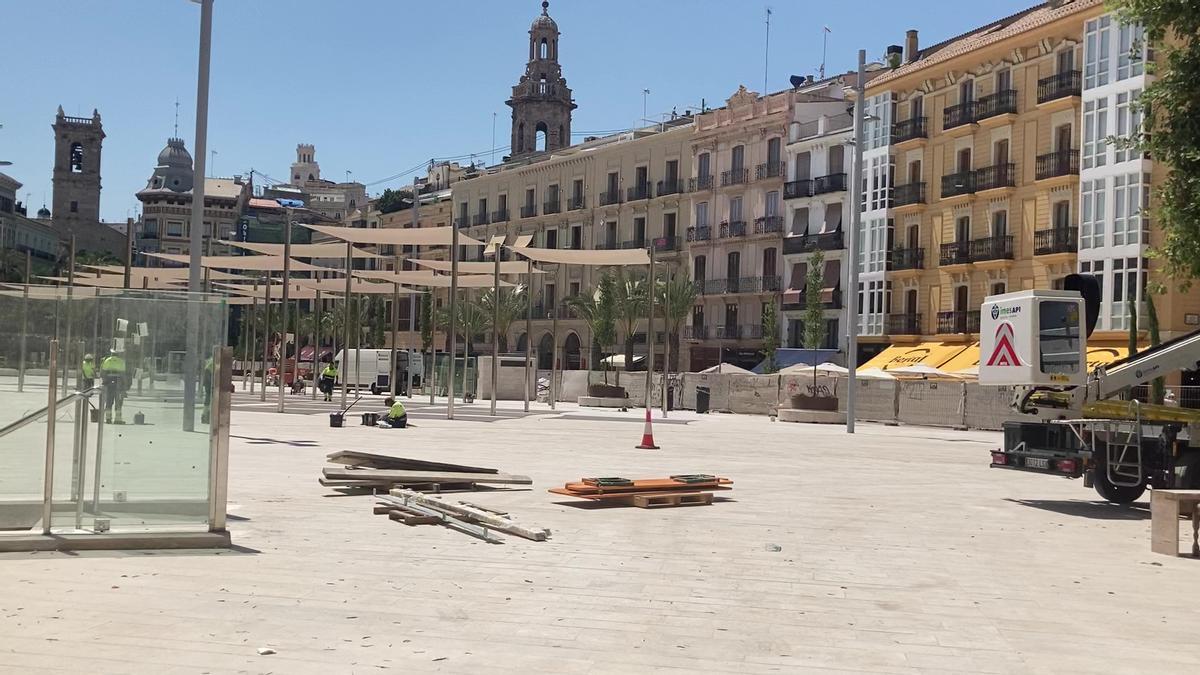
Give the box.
[355,270,515,288]
[38,275,182,290]
[508,246,650,266]
[303,224,484,247]
[78,264,247,281]
[410,259,547,274]
[215,282,328,301]
[294,277,418,295]
[221,241,385,259]
[143,252,328,272]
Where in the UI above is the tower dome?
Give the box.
[531,1,557,30]
[144,136,195,192]
[157,138,193,168]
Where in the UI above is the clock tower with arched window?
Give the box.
[507,1,576,157]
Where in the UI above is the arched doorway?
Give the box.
[564,332,582,370]
[515,333,528,355]
[537,333,554,370]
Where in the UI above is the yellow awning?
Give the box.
[859,342,970,371]
[938,343,1139,374]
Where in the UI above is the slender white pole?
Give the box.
[184,0,213,432]
[277,207,291,413]
[846,49,866,434]
[490,244,501,416]
[524,257,532,411]
[341,241,352,409]
[447,222,460,419]
[645,246,656,412]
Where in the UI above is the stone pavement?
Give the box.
[2,400,1199,674]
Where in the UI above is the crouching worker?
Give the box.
[382,395,407,428]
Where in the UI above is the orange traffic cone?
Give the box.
[636,408,660,449]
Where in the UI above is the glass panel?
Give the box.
[1039,300,1081,376]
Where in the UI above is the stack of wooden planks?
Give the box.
[549,474,733,509]
[320,450,532,492]
[373,488,550,544]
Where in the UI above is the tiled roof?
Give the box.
[868,0,1103,89]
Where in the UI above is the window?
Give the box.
[729,196,743,223]
[606,171,619,194]
[1039,301,1082,375]
[633,217,646,246]
[763,248,777,278]
[767,137,781,166]
[693,305,705,329]
[664,159,679,183]
[1084,16,1112,89]
[724,303,738,330]
[957,148,972,174]
[1111,257,1147,330]
[524,188,535,208]
[572,178,584,202]
[1115,90,1143,163]
[69,200,78,213]
[570,225,582,250]
[791,207,809,235]
[995,68,1012,93]
[1117,22,1145,80]
[991,210,1008,238]
[765,191,779,218]
[1083,98,1109,169]
[1057,48,1075,74]
[956,216,971,243]
[960,79,975,104]
[730,145,745,171]
[726,251,741,280]
[694,255,706,282]
[697,153,710,180]
[696,201,709,228]
[545,228,558,250]
[994,138,1010,166]
[865,93,893,150]
[910,95,924,120]
[1053,200,1071,229]
[1080,259,1105,306]
[458,202,469,225]
[991,282,1008,296]
[166,220,184,237]
[1080,178,1107,249]
[69,143,84,173]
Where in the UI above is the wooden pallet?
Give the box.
[549,485,732,501]
[629,492,713,509]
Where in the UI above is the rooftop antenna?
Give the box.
[173,98,180,137]
[820,26,831,80]
[641,89,650,128]
[491,112,497,166]
[764,7,772,93]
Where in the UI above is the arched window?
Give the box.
[517,122,526,153]
[538,75,547,94]
[540,38,548,59]
[70,143,84,173]
[558,125,564,147]
[535,122,548,152]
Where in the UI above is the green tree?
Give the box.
[420,290,433,353]
[611,267,647,372]
[656,268,696,373]
[567,272,618,381]
[375,188,412,214]
[1114,1,1200,283]
[478,285,527,352]
[437,298,489,357]
[803,249,826,351]
[761,300,779,374]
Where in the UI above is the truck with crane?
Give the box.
[980,277,1200,503]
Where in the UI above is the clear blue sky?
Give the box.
[1,0,1035,223]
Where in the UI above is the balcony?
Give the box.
[939,241,971,266]
[754,215,783,234]
[975,89,1018,122]
[975,163,1016,192]
[689,174,714,191]
[621,239,647,250]
[713,325,740,340]
[886,313,922,335]
[892,117,928,144]
[812,173,848,195]
[491,208,509,222]
[626,183,652,201]
[599,189,622,206]
[653,235,682,253]
[519,204,537,218]
[943,101,976,131]
[1037,70,1081,104]
[970,235,1014,262]
[543,199,561,214]
[719,221,747,238]
[889,247,924,271]
[721,168,749,186]
[740,324,764,339]
[784,179,813,200]
[938,310,981,334]
[756,161,785,180]
[1034,226,1078,256]
[783,229,843,255]
[471,213,489,226]
[567,195,586,210]
[683,325,709,340]
[697,276,782,295]
[892,182,926,207]
[656,179,683,197]
[941,171,976,198]
[1035,149,1079,181]
[594,239,620,250]
[686,225,712,242]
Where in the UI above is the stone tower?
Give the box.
[507,1,576,157]
[291,143,320,185]
[51,106,105,228]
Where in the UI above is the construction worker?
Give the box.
[319,361,338,402]
[100,350,128,424]
[81,354,96,391]
[382,396,407,428]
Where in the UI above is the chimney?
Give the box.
[905,30,919,63]
[885,45,903,69]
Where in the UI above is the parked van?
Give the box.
[332,349,424,395]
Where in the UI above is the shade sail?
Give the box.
[410,259,546,274]
[144,252,327,272]
[79,264,246,281]
[858,342,970,371]
[483,234,507,256]
[216,283,327,301]
[39,274,183,290]
[294,277,418,295]
[304,224,483,247]
[509,246,650,266]
[354,270,514,288]
[222,241,384,259]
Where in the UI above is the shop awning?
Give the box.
[938,342,1140,375]
[783,262,807,305]
[819,259,841,305]
[859,342,970,371]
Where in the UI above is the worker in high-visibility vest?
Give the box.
[100,351,128,424]
[383,396,407,428]
[319,362,337,402]
[81,353,96,391]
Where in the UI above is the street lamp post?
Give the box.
[184,0,213,432]
[846,49,867,434]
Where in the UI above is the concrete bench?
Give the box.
[1150,489,1200,557]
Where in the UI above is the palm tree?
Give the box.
[566,272,617,382]
[656,267,696,373]
[478,285,527,352]
[611,268,648,372]
[437,298,490,356]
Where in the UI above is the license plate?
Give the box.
[1025,457,1050,470]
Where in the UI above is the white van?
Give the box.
[332,349,424,395]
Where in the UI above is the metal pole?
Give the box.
[353,296,361,397]
[490,245,501,415]
[645,245,656,413]
[551,295,558,410]
[18,251,30,392]
[278,207,292,413]
[662,261,670,418]
[524,256,532,411]
[63,235,75,390]
[341,240,352,409]
[447,223,460,420]
[248,295,258,393]
[390,282,401,396]
[184,0,213,433]
[846,49,866,435]
[124,215,133,289]
[41,340,58,534]
[260,282,271,402]
[410,176,420,400]
[430,287,437,405]
[312,289,321,400]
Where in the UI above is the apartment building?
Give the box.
[780,79,860,353]
[855,0,1197,373]
[683,87,792,371]
[450,121,692,370]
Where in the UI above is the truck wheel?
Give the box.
[1093,471,1147,504]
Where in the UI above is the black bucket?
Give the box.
[361,412,380,426]
[329,412,345,428]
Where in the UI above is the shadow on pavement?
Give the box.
[1005,498,1150,520]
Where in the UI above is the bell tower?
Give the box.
[51,106,105,229]
[507,1,576,157]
